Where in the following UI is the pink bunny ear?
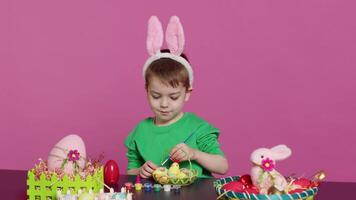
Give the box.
[270,145,292,161]
[147,16,164,56]
[165,16,185,55]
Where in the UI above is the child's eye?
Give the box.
[152,95,161,99]
[170,96,179,100]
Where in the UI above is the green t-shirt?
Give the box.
[124,112,225,177]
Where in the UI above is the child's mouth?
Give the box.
[159,111,170,115]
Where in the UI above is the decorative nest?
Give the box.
[153,165,197,186]
[214,176,318,200]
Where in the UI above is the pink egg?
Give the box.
[47,134,86,175]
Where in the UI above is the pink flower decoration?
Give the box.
[261,158,275,172]
[67,149,80,162]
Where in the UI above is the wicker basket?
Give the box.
[26,167,103,200]
[153,160,197,186]
[214,176,318,200]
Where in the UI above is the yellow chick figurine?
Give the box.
[168,162,180,177]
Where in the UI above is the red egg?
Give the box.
[249,185,259,191]
[104,160,120,185]
[239,174,253,186]
[222,181,245,192]
[293,178,311,188]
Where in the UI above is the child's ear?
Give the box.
[184,87,193,102]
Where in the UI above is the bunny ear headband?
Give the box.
[143,16,194,86]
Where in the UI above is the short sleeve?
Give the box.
[124,128,144,170]
[196,123,225,156]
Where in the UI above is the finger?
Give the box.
[170,143,185,155]
[170,147,180,157]
[176,151,188,162]
[170,148,182,161]
[147,161,158,170]
[143,164,155,174]
[140,171,150,178]
[170,154,178,162]
[172,149,185,162]
[170,145,186,159]
[179,146,194,160]
[139,168,148,178]
[181,148,190,158]
[145,166,155,174]
[140,168,152,178]
[147,162,157,172]
[139,170,146,178]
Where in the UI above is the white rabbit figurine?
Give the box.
[250,144,292,194]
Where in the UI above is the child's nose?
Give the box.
[160,98,168,108]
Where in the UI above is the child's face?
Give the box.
[146,76,191,126]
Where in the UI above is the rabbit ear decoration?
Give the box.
[270,144,292,161]
[165,16,185,56]
[147,16,164,56]
[143,16,194,86]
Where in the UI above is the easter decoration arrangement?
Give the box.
[26,134,105,200]
[152,161,197,186]
[214,145,326,200]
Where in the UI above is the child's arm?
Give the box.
[170,143,229,175]
[193,149,229,174]
[127,161,158,178]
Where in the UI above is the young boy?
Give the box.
[124,16,228,178]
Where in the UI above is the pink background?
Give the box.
[1,0,356,182]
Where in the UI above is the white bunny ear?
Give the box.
[270,145,292,161]
[165,16,185,55]
[147,16,164,56]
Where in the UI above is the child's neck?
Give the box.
[154,112,184,126]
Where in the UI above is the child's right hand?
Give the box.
[139,161,158,178]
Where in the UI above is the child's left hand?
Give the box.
[170,143,197,162]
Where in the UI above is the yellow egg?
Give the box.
[159,176,169,184]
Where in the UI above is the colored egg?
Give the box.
[47,134,86,175]
[104,160,120,185]
[239,174,253,186]
[293,178,311,188]
[222,181,245,192]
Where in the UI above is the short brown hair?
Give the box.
[145,50,190,90]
